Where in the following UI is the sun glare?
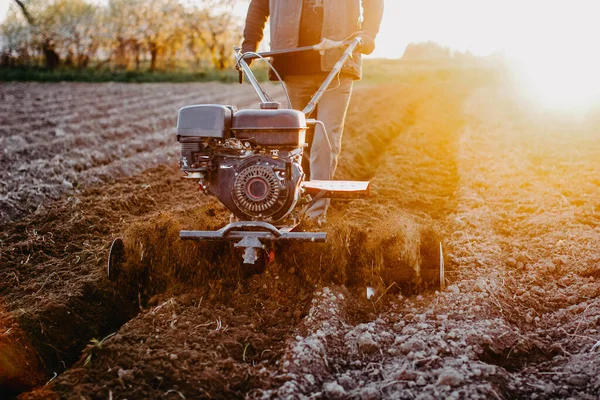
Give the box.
[378,0,600,112]
[504,4,600,113]
[1,0,598,111]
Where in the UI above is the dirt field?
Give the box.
[1,63,599,399]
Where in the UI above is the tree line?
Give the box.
[0,0,246,72]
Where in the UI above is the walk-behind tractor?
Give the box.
[107,36,445,288]
[177,37,369,265]
[108,38,382,278]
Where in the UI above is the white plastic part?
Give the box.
[366,287,375,300]
[313,38,345,55]
[440,243,445,291]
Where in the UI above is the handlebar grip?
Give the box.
[346,36,362,52]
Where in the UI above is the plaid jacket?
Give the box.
[242,0,384,80]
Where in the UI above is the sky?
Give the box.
[375,1,599,58]
[0,1,9,22]
[376,1,600,110]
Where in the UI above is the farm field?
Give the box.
[1,64,599,399]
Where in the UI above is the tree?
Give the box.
[104,0,143,70]
[11,0,60,69]
[0,8,33,66]
[185,0,243,70]
[1,0,248,71]
[12,0,34,25]
[46,0,100,68]
[136,0,185,72]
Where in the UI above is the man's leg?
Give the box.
[284,75,320,182]
[306,74,354,218]
[284,74,319,113]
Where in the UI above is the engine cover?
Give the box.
[208,154,303,223]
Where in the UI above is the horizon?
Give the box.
[0,0,532,59]
[2,0,597,59]
[1,0,598,111]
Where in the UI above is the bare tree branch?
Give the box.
[13,0,35,25]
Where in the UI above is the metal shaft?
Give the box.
[236,52,269,103]
[302,37,361,116]
[241,45,318,60]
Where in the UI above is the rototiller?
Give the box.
[108,36,370,275]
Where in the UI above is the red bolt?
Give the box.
[268,249,275,263]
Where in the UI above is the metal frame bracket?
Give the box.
[180,221,326,264]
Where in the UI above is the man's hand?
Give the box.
[314,38,345,55]
[241,44,255,66]
[357,33,376,55]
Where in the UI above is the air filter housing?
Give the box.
[177,104,232,138]
[232,109,306,148]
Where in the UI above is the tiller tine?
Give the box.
[107,238,125,281]
[234,236,263,264]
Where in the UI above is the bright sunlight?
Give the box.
[376,0,600,112]
[1,0,599,110]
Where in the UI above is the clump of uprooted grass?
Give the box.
[116,202,237,297]
[276,202,442,293]
[112,199,442,297]
[0,304,44,395]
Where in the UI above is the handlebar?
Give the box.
[302,36,361,115]
[238,36,363,63]
[235,36,363,112]
[240,45,320,61]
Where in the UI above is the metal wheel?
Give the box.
[107,238,125,281]
[420,242,445,290]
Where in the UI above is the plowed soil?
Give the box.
[1,62,599,400]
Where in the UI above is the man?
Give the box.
[242,0,384,223]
